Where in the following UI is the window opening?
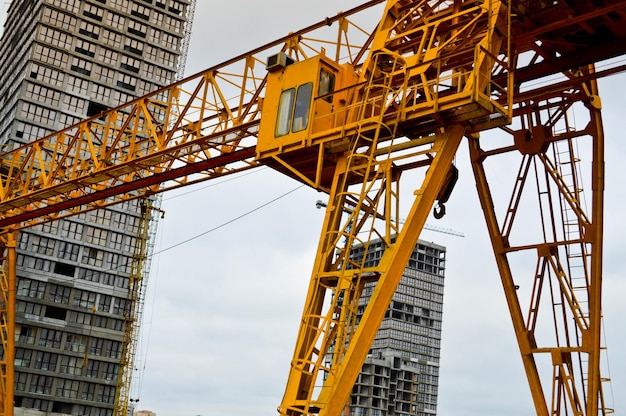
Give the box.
[275,88,295,137]
[275,82,313,137]
[318,68,335,103]
[293,82,313,132]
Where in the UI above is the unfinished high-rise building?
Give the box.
[344,238,446,416]
[0,1,194,415]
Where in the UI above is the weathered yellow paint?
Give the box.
[257,54,358,160]
[0,0,620,415]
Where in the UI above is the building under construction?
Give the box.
[0,1,194,415]
[340,239,445,416]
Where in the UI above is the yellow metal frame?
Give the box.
[278,1,512,413]
[469,70,609,415]
[0,0,624,415]
[0,4,381,231]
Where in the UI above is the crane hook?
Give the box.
[433,202,446,219]
[433,164,458,220]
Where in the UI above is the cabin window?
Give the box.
[318,68,335,103]
[293,82,312,132]
[275,82,313,137]
[276,88,295,137]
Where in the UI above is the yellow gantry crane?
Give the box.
[0,0,625,415]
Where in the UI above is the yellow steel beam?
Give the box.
[469,134,549,415]
[318,125,466,415]
[468,72,608,415]
[584,74,605,416]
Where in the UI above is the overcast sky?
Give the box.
[131,2,626,416]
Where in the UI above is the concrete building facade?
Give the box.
[345,238,446,416]
[0,1,193,415]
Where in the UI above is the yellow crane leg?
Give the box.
[468,74,606,416]
[279,124,466,416]
[468,135,550,416]
[584,78,605,416]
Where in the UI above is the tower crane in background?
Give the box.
[114,199,164,416]
[0,0,625,415]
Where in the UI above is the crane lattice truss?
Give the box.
[1,0,625,415]
[114,198,162,416]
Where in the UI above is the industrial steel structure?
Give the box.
[0,0,624,415]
